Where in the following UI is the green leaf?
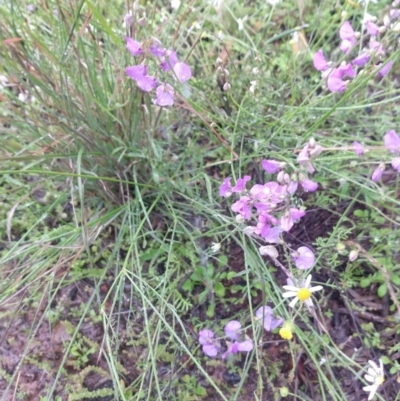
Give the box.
[206,303,215,318]
[214,282,226,297]
[360,277,372,288]
[182,279,193,292]
[198,289,209,304]
[391,275,400,286]
[380,355,391,365]
[227,271,237,280]
[218,255,228,266]
[195,384,207,396]
[377,283,387,298]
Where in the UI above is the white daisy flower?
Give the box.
[282,275,323,308]
[363,359,384,400]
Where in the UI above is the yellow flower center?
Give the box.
[297,287,311,301]
[279,327,293,340]
[375,375,384,385]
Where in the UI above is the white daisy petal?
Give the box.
[289,297,299,308]
[304,274,312,287]
[305,298,314,307]
[282,285,299,291]
[309,285,323,292]
[368,360,379,372]
[364,374,374,382]
[282,291,298,298]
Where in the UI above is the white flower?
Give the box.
[266,0,281,5]
[171,0,181,9]
[210,242,221,252]
[282,275,323,308]
[363,360,384,400]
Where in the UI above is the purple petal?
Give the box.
[125,65,147,80]
[237,339,253,352]
[199,329,214,345]
[126,37,144,56]
[313,50,329,71]
[261,159,281,174]
[391,157,400,172]
[289,208,306,220]
[377,60,393,78]
[338,63,355,79]
[384,130,400,153]
[292,246,315,270]
[224,320,241,340]
[366,21,380,36]
[352,53,370,67]
[153,84,174,106]
[369,39,384,55]
[353,141,364,156]
[300,178,318,192]
[202,344,218,357]
[136,75,158,92]
[149,39,166,57]
[173,62,192,83]
[220,177,232,197]
[160,50,178,71]
[340,21,356,41]
[371,164,384,182]
[232,175,251,193]
[327,74,346,93]
[287,181,299,194]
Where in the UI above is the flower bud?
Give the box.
[336,242,346,254]
[236,214,245,224]
[223,82,231,91]
[259,245,279,259]
[349,250,359,261]
[280,387,290,397]
[211,242,221,252]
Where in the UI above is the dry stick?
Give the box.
[345,240,400,318]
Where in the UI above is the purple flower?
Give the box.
[173,62,192,83]
[232,175,251,193]
[384,130,400,153]
[313,50,329,71]
[371,163,385,182]
[222,339,253,359]
[280,208,305,232]
[231,197,252,220]
[255,306,284,331]
[160,50,178,71]
[219,177,232,197]
[123,12,134,28]
[126,65,148,80]
[292,246,315,270]
[224,320,241,340]
[324,68,347,93]
[338,63,355,79]
[391,157,400,173]
[352,53,370,67]
[261,159,282,174]
[353,141,365,155]
[153,84,174,106]
[126,37,144,56]
[149,39,166,57]
[199,329,220,357]
[136,75,158,92]
[287,180,299,194]
[369,39,384,55]
[297,145,315,173]
[300,178,318,192]
[339,21,357,53]
[365,21,380,36]
[377,60,393,78]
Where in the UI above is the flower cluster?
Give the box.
[125,37,191,106]
[313,13,398,93]
[354,130,400,182]
[198,320,253,359]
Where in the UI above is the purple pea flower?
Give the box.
[391,157,400,173]
[297,145,315,173]
[224,320,241,340]
[313,50,329,71]
[300,178,318,192]
[280,208,305,232]
[126,37,144,56]
[255,306,284,331]
[339,21,357,53]
[232,175,251,193]
[153,84,174,106]
[261,159,282,174]
[369,39,384,56]
[199,329,220,357]
[220,177,232,197]
[149,39,166,57]
[136,75,158,92]
[222,339,253,359]
[173,62,192,83]
[371,163,385,182]
[365,21,380,36]
[125,65,148,80]
[292,246,315,270]
[231,196,252,220]
[160,50,179,71]
[352,53,370,67]
[384,130,400,153]
[377,60,393,78]
[353,141,365,156]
